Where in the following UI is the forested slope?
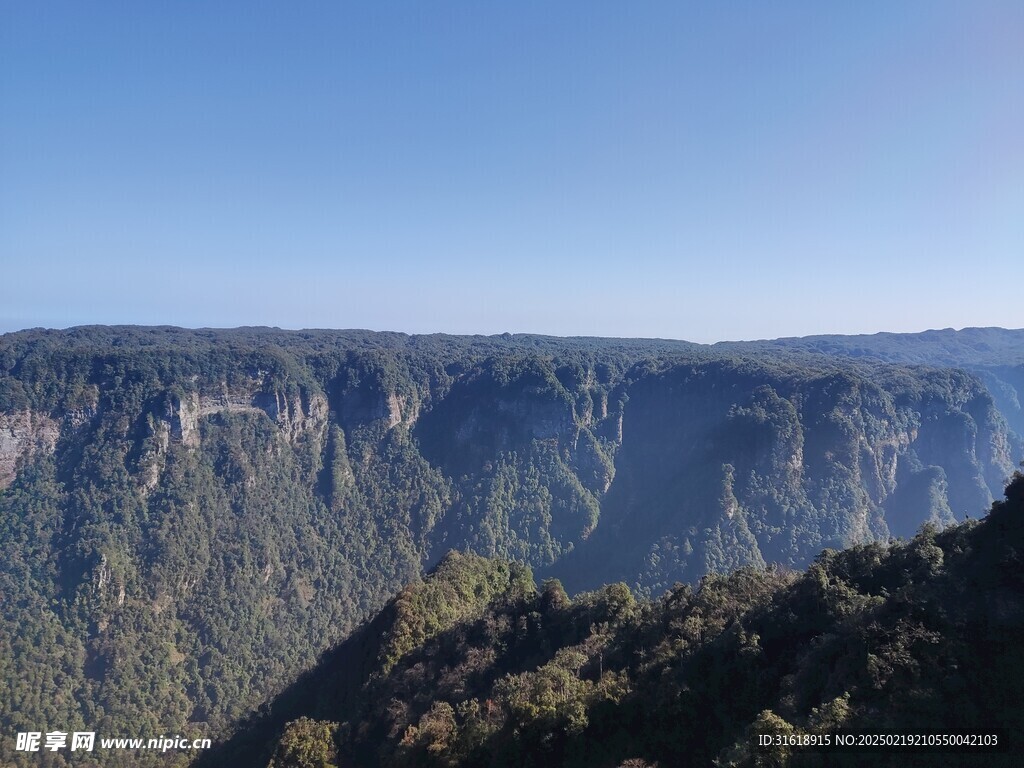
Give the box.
[718,326,1024,437]
[0,327,1021,765]
[235,473,1024,768]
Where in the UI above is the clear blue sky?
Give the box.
[2,2,1021,342]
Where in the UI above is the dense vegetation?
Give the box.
[717,325,1024,367]
[717,327,1024,437]
[0,326,1022,766]
[221,473,1024,768]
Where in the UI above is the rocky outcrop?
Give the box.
[0,410,61,490]
[134,384,330,492]
[415,370,579,478]
[159,384,330,451]
[171,391,201,448]
[335,385,419,431]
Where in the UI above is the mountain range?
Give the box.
[1,325,1022,766]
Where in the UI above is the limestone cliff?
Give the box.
[0,409,61,489]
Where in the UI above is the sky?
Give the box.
[1,2,1021,343]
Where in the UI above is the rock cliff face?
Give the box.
[0,409,61,489]
[554,362,1016,593]
[129,383,330,495]
[970,364,1024,441]
[177,383,330,449]
[0,397,102,490]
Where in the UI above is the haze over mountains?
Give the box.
[1,325,1022,766]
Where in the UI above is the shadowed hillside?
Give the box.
[240,473,1024,768]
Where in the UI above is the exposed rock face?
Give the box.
[972,365,1024,438]
[172,391,202,448]
[159,385,330,451]
[132,383,330,493]
[335,383,417,431]
[556,363,1017,593]
[0,410,61,489]
[414,367,580,479]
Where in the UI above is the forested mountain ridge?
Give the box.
[215,473,1024,768]
[717,326,1024,366]
[717,326,1024,437]
[1,326,1022,765]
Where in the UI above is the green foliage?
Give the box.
[377,553,534,676]
[267,718,338,768]
[243,475,1024,768]
[1,327,1022,767]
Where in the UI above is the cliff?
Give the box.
[0,326,1022,766]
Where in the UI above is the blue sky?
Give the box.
[2,2,1021,342]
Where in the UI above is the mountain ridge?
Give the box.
[1,326,1022,766]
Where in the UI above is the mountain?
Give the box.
[716,326,1024,437]
[717,326,1024,367]
[210,473,1024,768]
[1,326,1022,765]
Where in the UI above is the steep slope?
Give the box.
[252,473,1024,768]
[192,552,534,768]
[554,358,1017,594]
